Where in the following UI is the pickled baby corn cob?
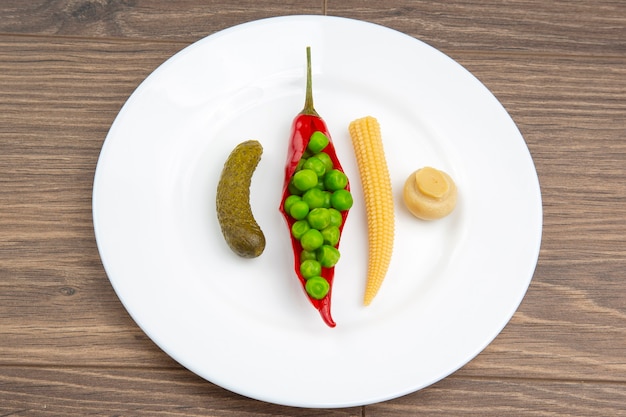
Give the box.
[348,116,394,305]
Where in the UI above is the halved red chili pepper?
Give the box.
[280,47,351,328]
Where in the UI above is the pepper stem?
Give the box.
[301,46,319,117]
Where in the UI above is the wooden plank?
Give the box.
[0,0,323,40]
[463,273,626,382]
[1,366,625,416]
[369,375,626,417]
[0,36,193,366]
[444,54,626,381]
[454,54,626,266]
[2,1,625,56]
[0,366,362,416]
[328,0,626,55]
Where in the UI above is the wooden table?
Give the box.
[1,1,625,415]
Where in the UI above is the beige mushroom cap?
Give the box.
[403,167,457,220]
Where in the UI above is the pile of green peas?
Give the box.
[284,131,353,300]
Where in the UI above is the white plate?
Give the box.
[92,15,542,408]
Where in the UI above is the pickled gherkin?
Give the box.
[216,140,265,258]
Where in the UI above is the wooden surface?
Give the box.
[1,1,625,415]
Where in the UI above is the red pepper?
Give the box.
[280,47,350,328]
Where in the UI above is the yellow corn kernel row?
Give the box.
[348,116,395,306]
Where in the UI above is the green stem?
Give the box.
[301,46,319,116]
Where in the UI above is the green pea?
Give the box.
[321,225,340,246]
[324,169,348,191]
[323,191,332,208]
[300,259,322,279]
[292,169,318,192]
[289,200,309,220]
[328,208,343,227]
[288,180,303,195]
[295,157,307,172]
[291,219,310,240]
[300,250,317,261]
[303,156,326,178]
[315,152,334,172]
[331,189,353,211]
[300,229,324,251]
[307,131,329,153]
[284,195,301,214]
[305,276,330,299]
[302,188,327,209]
[307,208,331,230]
[317,245,341,268]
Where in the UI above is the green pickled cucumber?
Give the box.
[216,140,265,258]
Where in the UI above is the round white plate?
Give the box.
[93,15,542,408]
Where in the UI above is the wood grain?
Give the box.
[0,0,324,40]
[0,367,362,416]
[370,375,626,417]
[328,0,626,55]
[0,36,191,367]
[2,368,625,416]
[1,0,625,415]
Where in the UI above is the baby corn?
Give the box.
[348,116,394,305]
